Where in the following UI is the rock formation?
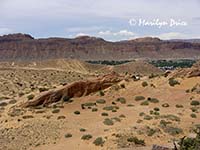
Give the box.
[1,33,200,61]
[22,72,123,107]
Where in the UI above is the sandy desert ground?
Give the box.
[0,59,200,150]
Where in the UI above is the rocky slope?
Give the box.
[0,33,200,61]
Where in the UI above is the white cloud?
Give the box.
[114,30,135,36]
[157,32,186,40]
[98,30,135,37]
[75,33,89,37]
[0,28,13,35]
[98,30,112,36]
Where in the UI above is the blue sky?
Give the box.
[0,0,200,41]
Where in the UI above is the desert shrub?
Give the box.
[149,73,158,79]
[142,81,148,87]
[159,120,172,128]
[82,102,96,107]
[52,109,60,114]
[177,127,200,150]
[81,134,93,140]
[163,126,183,135]
[112,109,117,112]
[22,115,34,119]
[139,112,145,117]
[9,99,17,104]
[74,111,80,115]
[0,102,8,107]
[137,119,143,123]
[39,87,49,93]
[191,100,200,106]
[112,101,116,105]
[93,137,105,146]
[103,106,119,111]
[127,137,145,146]
[127,104,134,107]
[92,108,98,112]
[160,114,181,122]
[150,110,154,115]
[18,92,25,97]
[112,117,121,122]
[27,94,35,100]
[148,97,159,103]
[103,118,114,126]
[99,90,105,96]
[135,96,145,101]
[140,101,149,106]
[63,95,71,102]
[185,89,190,93]
[168,78,180,87]
[176,104,184,108]
[144,115,153,120]
[119,114,126,118]
[80,128,86,132]
[151,110,160,116]
[191,113,197,118]
[0,96,9,100]
[154,107,160,111]
[57,116,66,120]
[150,83,156,88]
[147,128,157,136]
[101,112,109,116]
[35,110,45,114]
[65,133,72,138]
[191,107,198,113]
[154,111,160,116]
[120,84,125,88]
[162,103,170,108]
[96,99,106,104]
[116,97,126,104]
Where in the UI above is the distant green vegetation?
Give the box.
[149,59,196,70]
[87,59,197,68]
[86,60,132,65]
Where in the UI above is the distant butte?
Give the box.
[0,33,200,61]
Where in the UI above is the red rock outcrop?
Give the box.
[22,72,123,107]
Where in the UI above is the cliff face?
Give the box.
[0,34,200,61]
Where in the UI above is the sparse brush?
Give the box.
[103,118,114,126]
[127,137,145,146]
[96,99,106,104]
[92,108,98,112]
[52,109,60,114]
[81,134,93,140]
[93,137,105,146]
[142,81,148,87]
[74,111,80,115]
[135,96,145,101]
[191,101,200,106]
[147,97,159,103]
[27,94,35,100]
[80,128,86,132]
[168,78,180,87]
[191,113,197,118]
[65,133,72,138]
[140,101,149,106]
[176,104,184,108]
[116,97,126,104]
[101,112,109,116]
[144,115,153,120]
[162,103,170,108]
[99,90,105,96]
